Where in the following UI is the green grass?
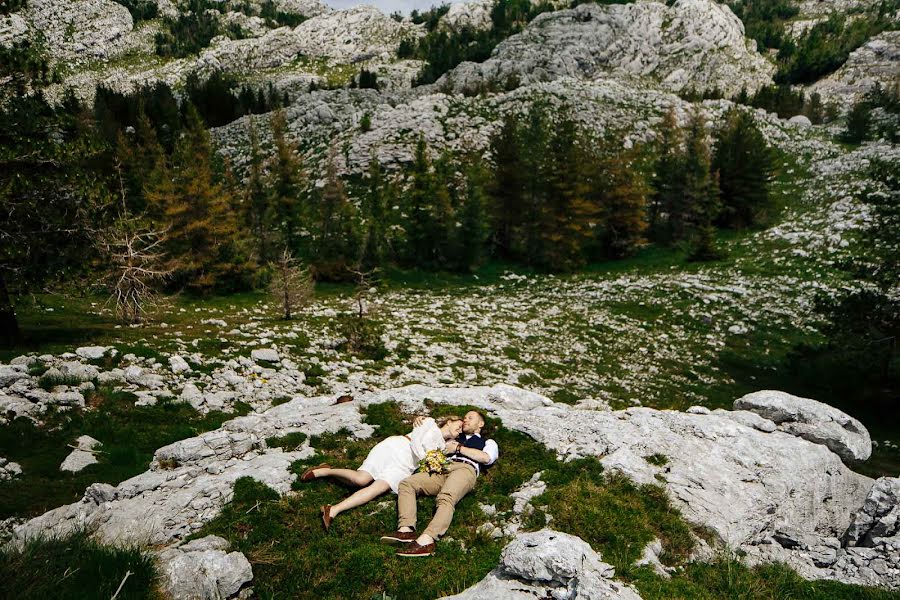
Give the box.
[527,458,695,573]
[0,387,249,518]
[631,555,900,599]
[0,530,157,600]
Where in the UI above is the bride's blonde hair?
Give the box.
[436,415,462,428]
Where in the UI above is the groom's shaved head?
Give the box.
[462,411,485,435]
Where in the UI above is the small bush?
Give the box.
[265,431,308,450]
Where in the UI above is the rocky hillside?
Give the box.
[7,382,900,596]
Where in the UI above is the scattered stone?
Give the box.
[169,355,192,374]
[75,346,109,360]
[60,435,102,473]
[0,457,23,481]
[251,348,280,363]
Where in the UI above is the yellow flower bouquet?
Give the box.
[416,449,451,475]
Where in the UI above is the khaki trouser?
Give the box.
[397,461,477,539]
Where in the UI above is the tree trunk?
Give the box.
[0,272,21,347]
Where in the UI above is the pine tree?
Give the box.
[713,108,773,229]
[519,104,550,264]
[316,144,358,279]
[650,108,686,243]
[843,97,871,144]
[268,109,306,255]
[599,146,650,259]
[115,109,165,216]
[404,136,437,267]
[540,114,597,270]
[361,156,389,269]
[489,112,523,258]
[455,157,492,271]
[245,117,273,263]
[682,111,723,261]
[148,104,250,292]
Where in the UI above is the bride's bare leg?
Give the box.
[315,468,374,487]
[329,480,392,518]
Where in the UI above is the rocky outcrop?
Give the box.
[442,529,643,600]
[734,390,872,463]
[436,0,774,97]
[439,0,494,33]
[23,0,135,61]
[10,384,896,590]
[157,535,253,600]
[845,477,900,547]
[810,31,900,108]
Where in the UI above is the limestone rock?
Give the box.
[439,0,494,33]
[24,0,133,60]
[810,31,900,108]
[0,457,22,481]
[436,0,774,97]
[443,529,642,599]
[60,435,102,473]
[157,535,253,600]
[734,390,871,462]
[75,346,109,360]
[251,348,280,363]
[844,477,900,547]
[168,355,191,374]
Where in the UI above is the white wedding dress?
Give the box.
[358,417,445,493]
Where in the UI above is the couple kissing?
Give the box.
[300,409,499,557]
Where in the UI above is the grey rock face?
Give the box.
[443,529,643,599]
[24,0,134,60]
[811,31,900,108]
[734,390,872,462]
[436,0,774,97]
[157,535,253,600]
[844,477,900,547]
[250,348,280,363]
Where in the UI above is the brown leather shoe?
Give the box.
[300,463,331,482]
[321,505,333,531]
[380,530,417,544]
[396,541,435,557]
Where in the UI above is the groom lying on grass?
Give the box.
[381,410,499,557]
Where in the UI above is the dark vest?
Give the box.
[451,433,492,474]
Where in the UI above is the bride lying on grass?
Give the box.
[300,414,463,529]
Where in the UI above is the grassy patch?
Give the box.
[37,373,86,391]
[528,458,695,573]
[265,431,308,450]
[632,555,900,599]
[0,388,249,518]
[0,530,157,600]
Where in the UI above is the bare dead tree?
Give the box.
[346,264,380,319]
[104,224,172,324]
[101,161,172,324]
[269,248,314,320]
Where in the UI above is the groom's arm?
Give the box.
[455,443,491,464]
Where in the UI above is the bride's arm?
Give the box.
[409,418,441,460]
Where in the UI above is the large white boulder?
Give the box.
[157,535,253,600]
[443,529,642,599]
[734,390,872,462]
